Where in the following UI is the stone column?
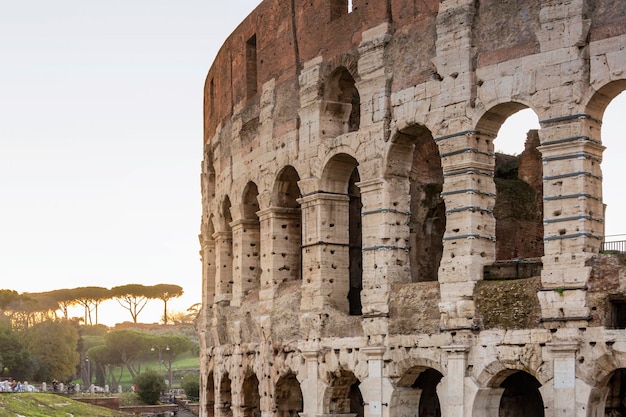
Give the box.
[300,350,321,417]
[231,219,261,307]
[538,118,604,326]
[257,207,302,313]
[298,192,350,314]
[440,345,470,417]
[360,347,393,417]
[358,178,410,343]
[201,237,216,308]
[546,342,579,417]
[213,231,233,304]
[437,130,496,331]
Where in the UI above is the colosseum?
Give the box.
[197,1,626,416]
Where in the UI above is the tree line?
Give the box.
[0,318,197,390]
[0,283,185,328]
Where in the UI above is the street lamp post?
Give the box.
[151,345,172,391]
[85,358,91,389]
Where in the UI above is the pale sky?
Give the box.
[0,2,624,326]
[0,1,262,325]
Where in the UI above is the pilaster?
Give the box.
[546,342,579,417]
[538,116,604,327]
[440,345,470,417]
[257,206,302,314]
[360,347,393,417]
[298,192,351,314]
[437,129,496,331]
[230,219,261,307]
[213,231,233,304]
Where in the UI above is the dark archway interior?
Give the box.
[348,167,363,315]
[276,374,303,417]
[499,371,544,417]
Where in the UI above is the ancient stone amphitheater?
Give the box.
[197,1,626,416]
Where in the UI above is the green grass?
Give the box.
[0,393,131,417]
[112,351,199,388]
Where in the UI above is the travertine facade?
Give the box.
[197,1,626,416]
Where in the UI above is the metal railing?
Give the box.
[601,240,626,253]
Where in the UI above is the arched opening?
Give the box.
[215,197,234,300]
[387,125,445,283]
[243,182,260,219]
[322,67,360,137]
[318,153,362,314]
[325,370,364,417]
[223,197,233,226]
[391,366,443,417]
[206,371,215,417]
[238,182,261,294]
[475,104,543,275]
[495,109,543,254]
[603,368,626,415]
[272,166,302,283]
[218,373,233,417]
[498,371,544,417]
[242,373,261,417]
[275,373,303,417]
[409,127,444,282]
[414,369,443,417]
[493,107,542,261]
[348,167,362,315]
[203,217,217,306]
[601,91,626,248]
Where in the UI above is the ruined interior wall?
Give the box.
[472,0,541,67]
[590,0,626,40]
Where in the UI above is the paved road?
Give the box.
[176,407,198,417]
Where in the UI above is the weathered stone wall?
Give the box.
[198,1,626,417]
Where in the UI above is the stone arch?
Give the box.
[585,80,626,245]
[221,196,234,230]
[202,144,216,203]
[268,166,302,284]
[321,152,362,315]
[217,373,233,417]
[585,351,626,417]
[203,215,217,306]
[320,65,361,138]
[585,80,626,122]
[242,372,261,417]
[473,362,545,417]
[275,372,303,417]
[475,102,544,262]
[386,124,445,282]
[390,364,444,417]
[323,370,364,417]
[205,371,215,417]
[242,182,260,219]
[232,182,261,302]
[273,166,302,209]
[214,196,234,301]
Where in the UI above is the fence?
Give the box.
[601,240,626,253]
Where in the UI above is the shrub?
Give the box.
[181,373,199,399]
[134,369,166,405]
